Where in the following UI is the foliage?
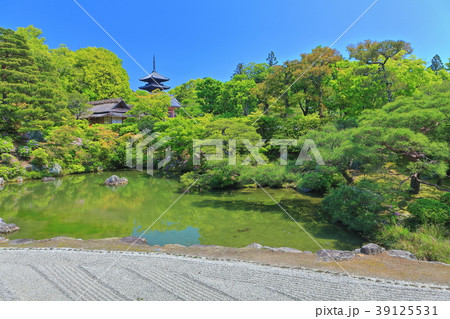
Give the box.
[0,163,24,180]
[30,148,50,166]
[0,138,14,154]
[240,164,295,188]
[407,199,449,225]
[17,146,31,160]
[321,185,384,234]
[376,224,449,263]
[298,166,346,194]
[440,193,450,206]
[1,153,16,165]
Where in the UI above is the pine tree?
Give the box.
[16,26,71,132]
[233,63,244,76]
[429,54,444,74]
[0,27,37,134]
[266,51,278,66]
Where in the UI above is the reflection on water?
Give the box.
[133,225,201,246]
[0,170,363,251]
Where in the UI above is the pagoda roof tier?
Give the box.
[139,83,171,92]
[139,71,170,82]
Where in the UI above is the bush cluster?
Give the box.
[321,185,384,235]
[407,198,449,225]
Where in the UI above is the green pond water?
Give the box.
[0,170,363,251]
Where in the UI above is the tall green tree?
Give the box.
[233,63,244,76]
[62,47,132,101]
[0,27,37,133]
[196,77,224,114]
[15,26,71,132]
[429,54,445,74]
[266,51,278,66]
[347,40,413,102]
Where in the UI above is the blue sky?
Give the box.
[1,0,449,90]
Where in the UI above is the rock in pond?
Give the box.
[316,249,355,261]
[0,236,8,242]
[0,177,4,185]
[0,218,20,234]
[387,250,417,261]
[15,176,23,183]
[360,243,386,255]
[104,175,129,186]
[42,177,56,182]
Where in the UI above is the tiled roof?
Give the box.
[88,98,124,106]
[139,71,170,82]
[87,99,132,114]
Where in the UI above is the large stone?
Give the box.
[42,177,56,182]
[25,164,44,172]
[120,236,148,246]
[387,250,417,261]
[48,163,62,174]
[0,218,20,234]
[316,249,355,261]
[360,243,386,255]
[246,242,263,249]
[104,175,129,186]
[0,177,4,185]
[263,246,302,253]
[0,236,8,242]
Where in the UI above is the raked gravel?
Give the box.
[0,248,448,301]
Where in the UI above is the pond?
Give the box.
[0,170,362,251]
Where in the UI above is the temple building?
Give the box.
[139,56,181,118]
[83,98,132,124]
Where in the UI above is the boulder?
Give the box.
[387,250,417,261]
[316,249,355,261]
[120,236,148,246]
[42,177,56,182]
[0,236,8,242]
[0,218,20,234]
[246,242,263,249]
[15,177,23,184]
[263,246,302,253]
[0,177,4,185]
[25,164,44,172]
[104,175,129,186]
[48,163,62,174]
[360,243,386,255]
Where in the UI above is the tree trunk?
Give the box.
[340,169,354,184]
[410,173,420,194]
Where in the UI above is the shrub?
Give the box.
[240,164,293,188]
[407,199,449,225]
[440,193,450,206]
[1,153,17,165]
[0,163,24,180]
[17,146,31,159]
[321,185,384,234]
[377,224,450,263]
[298,166,346,194]
[30,148,50,166]
[0,139,14,154]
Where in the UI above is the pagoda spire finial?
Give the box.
[153,54,156,72]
